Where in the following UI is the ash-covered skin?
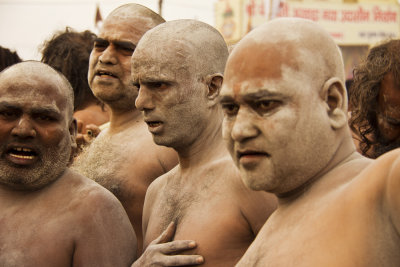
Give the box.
[132,19,277,267]
[0,61,136,266]
[0,61,75,190]
[74,3,178,256]
[221,17,400,267]
[221,17,347,195]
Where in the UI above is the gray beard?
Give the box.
[0,139,71,191]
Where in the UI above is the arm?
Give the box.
[72,188,137,266]
[384,150,400,236]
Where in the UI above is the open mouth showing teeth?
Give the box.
[147,121,162,127]
[97,71,117,77]
[8,147,37,160]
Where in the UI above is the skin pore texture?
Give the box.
[131,19,277,266]
[0,61,136,266]
[72,4,178,255]
[220,17,400,266]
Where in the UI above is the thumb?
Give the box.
[152,221,176,245]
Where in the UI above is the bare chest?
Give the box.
[74,136,162,200]
[0,206,73,266]
[145,184,255,266]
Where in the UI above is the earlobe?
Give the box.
[320,77,348,129]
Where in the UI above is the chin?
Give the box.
[153,136,173,148]
[240,169,277,192]
[240,172,263,191]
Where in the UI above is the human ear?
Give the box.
[69,118,78,164]
[320,77,348,129]
[205,73,223,101]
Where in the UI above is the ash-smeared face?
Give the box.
[0,63,74,190]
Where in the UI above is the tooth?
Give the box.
[10,153,34,159]
[22,148,31,152]
[15,147,22,151]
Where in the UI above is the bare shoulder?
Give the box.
[206,156,277,234]
[374,149,400,216]
[55,169,133,224]
[62,169,120,204]
[59,169,137,264]
[145,166,179,202]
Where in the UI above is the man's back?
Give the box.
[0,169,136,266]
[143,156,276,266]
[73,120,177,253]
[237,150,400,267]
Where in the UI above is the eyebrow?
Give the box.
[95,38,136,50]
[0,102,61,117]
[242,91,284,101]
[31,106,61,116]
[220,90,285,102]
[219,95,235,103]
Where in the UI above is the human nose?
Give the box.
[135,86,155,111]
[99,46,117,65]
[11,115,36,139]
[230,108,259,142]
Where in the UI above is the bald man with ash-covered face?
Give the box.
[220,17,400,266]
[131,19,277,266]
[0,61,136,266]
[72,4,178,254]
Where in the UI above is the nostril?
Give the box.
[11,119,36,138]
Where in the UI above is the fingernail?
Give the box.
[196,256,204,263]
[189,241,196,248]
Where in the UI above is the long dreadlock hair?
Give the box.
[349,39,400,158]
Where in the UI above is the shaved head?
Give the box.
[0,61,74,119]
[221,18,349,194]
[133,19,228,80]
[227,17,345,97]
[106,3,165,33]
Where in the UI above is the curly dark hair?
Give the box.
[349,39,400,158]
[41,27,100,111]
[0,46,22,72]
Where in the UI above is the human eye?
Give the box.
[34,113,58,123]
[121,46,135,55]
[0,108,19,120]
[385,116,400,127]
[93,39,108,51]
[221,102,239,116]
[253,100,281,114]
[132,82,140,90]
[148,82,169,90]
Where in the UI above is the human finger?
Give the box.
[161,255,204,266]
[159,240,197,254]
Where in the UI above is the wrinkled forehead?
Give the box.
[0,68,70,112]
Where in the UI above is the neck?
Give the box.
[277,130,367,205]
[177,116,226,172]
[108,106,142,134]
